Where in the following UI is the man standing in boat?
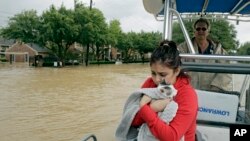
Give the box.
[178,18,233,92]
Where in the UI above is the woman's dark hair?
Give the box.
[150,39,187,77]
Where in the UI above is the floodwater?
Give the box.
[0,63,150,141]
[1,63,249,141]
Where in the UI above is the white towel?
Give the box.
[115,85,178,141]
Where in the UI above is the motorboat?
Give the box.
[142,0,250,140]
[81,0,250,140]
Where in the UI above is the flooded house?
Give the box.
[5,42,50,66]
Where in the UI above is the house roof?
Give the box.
[27,43,50,53]
[0,38,15,46]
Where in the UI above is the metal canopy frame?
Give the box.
[142,0,250,134]
[158,0,250,16]
[142,0,250,107]
[158,0,250,53]
[143,1,250,135]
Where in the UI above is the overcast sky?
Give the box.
[0,0,249,44]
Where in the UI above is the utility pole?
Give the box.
[74,0,76,10]
[85,0,93,66]
[90,0,93,10]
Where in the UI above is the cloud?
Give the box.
[94,0,250,44]
[120,16,162,32]
[94,0,163,32]
[0,0,249,44]
[234,22,250,44]
[95,0,139,19]
[0,0,74,27]
[0,0,72,15]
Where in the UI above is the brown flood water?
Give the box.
[0,63,150,141]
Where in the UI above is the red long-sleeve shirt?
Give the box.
[132,76,198,141]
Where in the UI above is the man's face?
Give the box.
[194,22,209,40]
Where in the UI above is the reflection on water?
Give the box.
[0,63,149,141]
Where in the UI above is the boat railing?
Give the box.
[180,54,250,102]
[81,134,97,141]
[155,13,250,23]
[180,54,250,62]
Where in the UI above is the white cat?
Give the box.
[157,80,177,99]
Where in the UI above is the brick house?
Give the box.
[5,42,50,64]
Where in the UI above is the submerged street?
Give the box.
[0,63,149,141]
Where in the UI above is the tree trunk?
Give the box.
[85,43,90,66]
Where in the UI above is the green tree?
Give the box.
[0,10,40,43]
[107,19,122,47]
[172,20,193,44]
[210,20,238,51]
[238,42,250,55]
[40,5,79,64]
[74,3,108,66]
[117,32,136,61]
[135,31,162,63]
[74,3,89,65]
[90,8,108,62]
[116,31,161,62]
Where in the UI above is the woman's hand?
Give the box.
[150,98,171,112]
[140,95,152,108]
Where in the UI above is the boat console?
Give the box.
[196,90,239,123]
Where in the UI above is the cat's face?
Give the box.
[157,84,177,98]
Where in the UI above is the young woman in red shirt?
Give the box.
[132,40,198,141]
